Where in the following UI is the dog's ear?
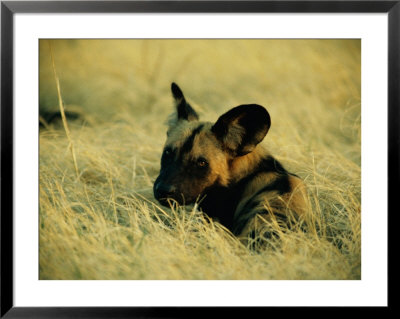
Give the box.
[211,104,271,156]
[171,82,199,122]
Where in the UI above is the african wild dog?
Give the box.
[153,83,308,240]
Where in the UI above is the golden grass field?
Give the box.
[39,39,361,280]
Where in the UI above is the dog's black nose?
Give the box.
[154,183,177,200]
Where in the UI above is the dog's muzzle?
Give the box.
[153,181,179,205]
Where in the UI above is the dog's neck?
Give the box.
[228,145,270,185]
[199,145,272,230]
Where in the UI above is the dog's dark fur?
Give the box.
[154,83,308,240]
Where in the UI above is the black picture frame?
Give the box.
[1,0,396,317]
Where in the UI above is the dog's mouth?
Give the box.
[154,191,199,207]
[156,197,178,207]
[153,180,201,207]
[155,196,194,207]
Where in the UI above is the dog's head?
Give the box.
[153,83,271,206]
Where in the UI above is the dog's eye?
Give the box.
[197,158,208,168]
[163,148,173,157]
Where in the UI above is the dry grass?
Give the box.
[39,39,361,280]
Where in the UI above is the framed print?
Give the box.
[1,0,397,317]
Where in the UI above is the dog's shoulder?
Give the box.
[230,151,309,236]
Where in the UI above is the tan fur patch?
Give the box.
[229,146,270,183]
[188,126,231,186]
[165,120,202,150]
[236,175,309,239]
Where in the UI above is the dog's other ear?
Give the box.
[211,104,271,156]
[171,82,199,122]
